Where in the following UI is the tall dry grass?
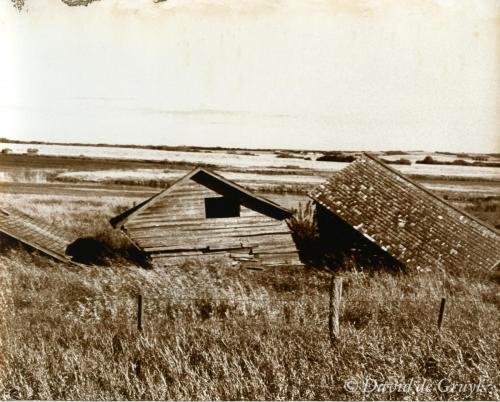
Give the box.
[0,194,499,400]
[1,254,498,399]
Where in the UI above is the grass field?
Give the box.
[0,146,499,400]
[2,253,499,400]
[0,192,499,400]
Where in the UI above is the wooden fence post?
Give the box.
[137,294,143,332]
[329,276,343,347]
[437,297,446,330]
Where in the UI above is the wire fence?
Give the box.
[49,277,494,336]
[65,293,492,303]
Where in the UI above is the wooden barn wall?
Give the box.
[123,178,301,267]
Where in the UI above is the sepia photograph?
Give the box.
[0,0,499,400]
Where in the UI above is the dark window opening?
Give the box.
[205,197,240,219]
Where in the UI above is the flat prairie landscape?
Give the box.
[0,142,499,400]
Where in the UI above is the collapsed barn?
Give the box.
[309,153,500,272]
[0,207,78,265]
[110,167,302,268]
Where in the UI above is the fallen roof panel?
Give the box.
[0,207,77,265]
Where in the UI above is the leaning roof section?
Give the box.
[309,153,500,272]
[0,207,77,265]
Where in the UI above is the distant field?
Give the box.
[1,151,500,187]
[0,142,330,171]
[2,142,500,179]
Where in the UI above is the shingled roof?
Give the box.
[310,153,500,272]
[0,207,77,265]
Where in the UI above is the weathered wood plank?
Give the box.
[126,217,289,230]
[136,233,247,246]
[233,233,295,245]
[237,230,292,238]
[206,243,248,251]
[179,222,283,232]
[256,247,299,254]
[134,231,294,250]
[129,226,290,242]
[126,215,278,229]
[151,250,203,258]
[136,230,293,246]
[240,208,262,217]
[230,250,254,257]
[230,256,255,261]
[139,201,260,218]
[143,241,257,253]
[251,236,298,248]
[127,221,283,237]
[142,240,248,252]
[137,204,204,216]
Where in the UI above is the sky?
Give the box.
[0,0,499,152]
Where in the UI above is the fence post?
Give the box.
[329,275,343,347]
[437,297,446,330]
[137,294,143,332]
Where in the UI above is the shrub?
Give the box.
[317,152,356,162]
[65,237,115,265]
[288,201,322,266]
[476,162,500,167]
[275,152,295,159]
[0,233,20,251]
[416,155,435,164]
[384,150,409,155]
[450,159,470,166]
[381,158,411,165]
[414,156,494,167]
